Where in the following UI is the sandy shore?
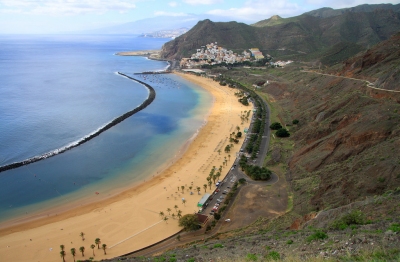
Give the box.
[0,72,252,261]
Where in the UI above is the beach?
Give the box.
[0,72,252,261]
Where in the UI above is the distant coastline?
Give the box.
[0,73,156,173]
[116,50,161,59]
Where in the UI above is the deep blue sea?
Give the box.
[0,35,212,223]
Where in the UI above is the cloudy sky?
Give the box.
[0,0,399,33]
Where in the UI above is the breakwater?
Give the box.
[0,72,156,173]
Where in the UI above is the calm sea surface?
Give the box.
[0,35,212,222]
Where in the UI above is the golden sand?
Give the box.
[0,72,251,261]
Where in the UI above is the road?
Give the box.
[301,70,400,93]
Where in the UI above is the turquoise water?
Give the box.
[0,35,212,223]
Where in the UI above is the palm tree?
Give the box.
[217,149,221,155]
[203,184,207,192]
[208,180,212,190]
[70,248,76,262]
[174,205,178,212]
[60,245,65,251]
[95,238,101,249]
[177,186,180,192]
[189,186,193,192]
[167,208,171,215]
[90,244,95,256]
[196,186,201,195]
[181,185,185,192]
[171,213,176,219]
[182,199,186,206]
[212,174,217,184]
[102,244,107,255]
[60,250,66,262]
[163,216,169,223]
[177,210,182,219]
[79,246,85,257]
[159,211,165,218]
[80,232,85,241]
[228,154,231,161]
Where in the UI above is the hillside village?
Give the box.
[180,42,296,69]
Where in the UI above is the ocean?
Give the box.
[0,35,212,223]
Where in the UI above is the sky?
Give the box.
[0,0,399,34]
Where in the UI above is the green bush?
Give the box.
[331,210,366,230]
[292,119,299,124]
[388,223,400,232]
[269,122,282,130]
[214,213,221,220]
[187,258,195,262]
[286,239,293,244]
[265,251,280,260]
[213,243,224,248]
[275,128,290,137]
[246,253,258,261]
[306,230,328,242]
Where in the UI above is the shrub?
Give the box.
[269,122,282,130]
[331,210,366,230]
[246,253,258,261]
[306,230,328,242]
[187,258,195,262]
[388,223,400,233]
[286,239,293,244]
[213,213,221,220]
[275,128,290,137]
[265,251,280,260]
[213,243,224,248]
[292,119,299,124]
[239,178,247,184]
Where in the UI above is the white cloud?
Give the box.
[207,0,301,21]
[154,11,189,16]
[183,0,223,5]
[169,1,178,7]
[0,0,137,15]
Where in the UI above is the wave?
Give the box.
[0,72,156,174]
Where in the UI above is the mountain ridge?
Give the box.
[160,4,400,63]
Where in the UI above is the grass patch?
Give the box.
[306,230,328,242]
[246,253,258,261]
[265,251,280,260]
[213,243,224,248]
[388,223,400,233]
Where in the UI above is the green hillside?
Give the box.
[160,7,400,64]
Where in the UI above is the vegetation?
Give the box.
[275,128,290,137]
[306,230,328,242]
[269,122,282,130]
[178,214,200,231]
[331,210,366,230]
[239,155,271,180]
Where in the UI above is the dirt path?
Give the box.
[301,70,400,93]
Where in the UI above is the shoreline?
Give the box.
[0,72,250,261]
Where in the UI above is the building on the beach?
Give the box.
[197,193,211,208]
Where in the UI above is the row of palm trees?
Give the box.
[60,235,107,262]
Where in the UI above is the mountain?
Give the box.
[338,32,400,91]
[78,14,252,35]
[161,19,261,60]
[160,5,400,62]
[304,3,400,18]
